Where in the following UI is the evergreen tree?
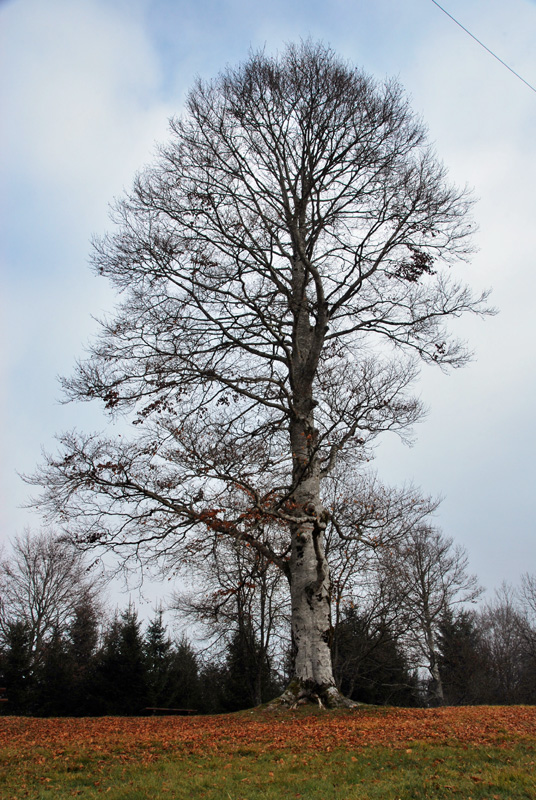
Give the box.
[93,606,148,715]
[67,599,100,715]
[144,611,200,709]
[168,637,201,710]
[34,627,73,716]
[437,609,488,705]
[144,609,174,707]
[197,661,227,715]
[333,608,417,706]
[220,624,281,711]
[0,620,35,714]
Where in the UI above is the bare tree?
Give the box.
[478,584,532,703]
[516,574,536,674]
[518,573,536,626]
[383,526,482,704]
[173,538,288,706]
[28,42,490,705]
[0,529,102,659]
[475,579,536,704]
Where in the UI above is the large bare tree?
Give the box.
[29,42,490,706]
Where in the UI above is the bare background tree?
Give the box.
[382,526,482,704]
[173,538,288,707]
[475,582,536,704]
[518,572,536,657]
[0,529,102,659]
[28,42,490,705]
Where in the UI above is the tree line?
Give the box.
[1,530,535,716]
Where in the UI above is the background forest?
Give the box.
[1,529,535,716]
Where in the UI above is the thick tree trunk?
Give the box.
[429,658,445,706]
[280,521,355,707]
[281,414,354,707]
[290,494,333,678]
[280,536,354,707]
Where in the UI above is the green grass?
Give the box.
[2,741,535,800]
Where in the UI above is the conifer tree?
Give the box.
[94,607,148,715]
[0,620,34,714]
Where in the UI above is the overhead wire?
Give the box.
[430,0,536,95]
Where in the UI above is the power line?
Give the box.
[430,0,536,95]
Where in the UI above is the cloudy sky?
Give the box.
[1,0,535,605]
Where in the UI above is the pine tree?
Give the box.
[144,610,175,707]
[333,608,417,706]
[0,620,35,714]
[67,599,100,715]
[437,609,488,705]
[221,624,281,710]
[35,627,73,716]
[168,637,201,710]
[93,606,148,715]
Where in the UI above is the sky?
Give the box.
[1,0,535,612]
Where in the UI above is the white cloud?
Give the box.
[0,0,174,538]
[2,0,171,196]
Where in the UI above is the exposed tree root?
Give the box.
[268,680,360,710]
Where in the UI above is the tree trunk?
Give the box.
[280,505,355,707]
[288,515,336,695]
[280,409,354,707]
[424,620,445,705]
[277,258,354,708]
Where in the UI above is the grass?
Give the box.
[1,706,535,799]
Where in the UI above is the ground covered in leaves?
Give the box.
[1,706,535,799]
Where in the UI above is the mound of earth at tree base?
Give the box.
[1,706,535,757]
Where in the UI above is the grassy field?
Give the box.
[1,705,535,799]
